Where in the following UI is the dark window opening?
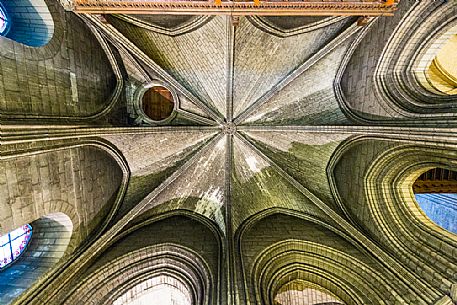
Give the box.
[142,86,175,121]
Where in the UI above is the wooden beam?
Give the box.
[413,180,457,194]
[413,168,457,194]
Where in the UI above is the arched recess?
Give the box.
[416,27,457,95]
[337,0,457,124]
[0,0,53,47]
[330,138,457,296]
[238,213,418,305]
[0,0,122,121]
[0,145,123,237]
[0,144,125,304]
[0,213,72,304]
[61,214,222,305]
[67,243,210,305]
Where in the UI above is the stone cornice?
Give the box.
[71,0,399,16]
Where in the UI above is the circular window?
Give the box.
[141,86,175,121]
[413,167,457,234]
[0,4,9,35]
[0,224,33,269]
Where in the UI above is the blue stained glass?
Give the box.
[0,225,32,269]
[415,193,457,234]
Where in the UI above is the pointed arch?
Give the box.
[62,213,222,305]
[0,142,128,304]
[330,137,457,297]
[238,212,420,305]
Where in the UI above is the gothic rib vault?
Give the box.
[1,1,457,304]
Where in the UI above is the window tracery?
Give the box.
[0,224,32,269]
[0,4,8,35]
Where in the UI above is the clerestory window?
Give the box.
[413,167,457,234]
[0,224,33,269]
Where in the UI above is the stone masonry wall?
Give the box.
[0,146,123,248]
[0,0,117,118]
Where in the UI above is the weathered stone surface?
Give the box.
[109,15,228,118]
[241,37,354,126]
[0,146,122,238]
[243,130,350,211]
[233,16,353,120]
[2,2,457,305]
[136,135,227,233]
[231,135,325,231]
[0,1,117,118]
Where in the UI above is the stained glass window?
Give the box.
[415,194,457,234]
[0,224,33,269]
[413,167,457,235]
[0,4,8,35]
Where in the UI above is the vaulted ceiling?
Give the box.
[1,0,457,304]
